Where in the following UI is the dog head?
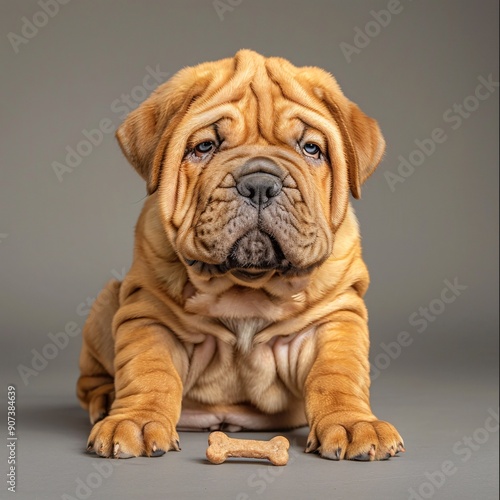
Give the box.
[116,50,384,284]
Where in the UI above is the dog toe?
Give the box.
[142,420,180,456]
[310,415,404,462]
[86,414,179,458]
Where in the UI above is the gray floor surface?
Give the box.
[3,367,498,500]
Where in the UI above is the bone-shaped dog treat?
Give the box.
[206,431,289,466]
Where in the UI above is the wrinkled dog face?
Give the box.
[180,139,333,280]
[116,50,385,281]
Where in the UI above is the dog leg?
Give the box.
[86,320,183,458]
[77,279,119,424]
[304,301,404,461]
[77,345,114,425]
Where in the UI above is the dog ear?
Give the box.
[116,99,162,193]
[115,70,209,194]
[321,90,385,199]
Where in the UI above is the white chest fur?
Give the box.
[218,316,272,354]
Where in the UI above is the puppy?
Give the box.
[78,49,404,461]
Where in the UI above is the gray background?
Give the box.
[0,0,498,499]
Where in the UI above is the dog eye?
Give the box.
[194,141,215,157]
[302,143,321,159]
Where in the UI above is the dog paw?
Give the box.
[86,414,180,458]
[306,415,405,461]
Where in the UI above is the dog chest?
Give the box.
[183,322,316,413]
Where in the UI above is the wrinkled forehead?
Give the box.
[172,56,339,145]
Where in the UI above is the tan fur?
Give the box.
[79,50,404,461]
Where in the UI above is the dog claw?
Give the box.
[351,444,376,461]
[320,446,342,460]
[305,445,317,454]
[151,445,166,457]
[112,442,134,459]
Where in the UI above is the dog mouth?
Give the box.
[227,229,287,270]
[185,229,292,278]
[231,269,270,280]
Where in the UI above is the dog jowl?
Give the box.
[78,50,404,461]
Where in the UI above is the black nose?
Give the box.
[236,172,282,207]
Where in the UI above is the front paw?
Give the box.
[306,414,405,461]
[87,413,180,458]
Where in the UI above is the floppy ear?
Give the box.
[115,69,209,194]
[322,93,385,199]
[115,99,163,193]
[344,102,385,199]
